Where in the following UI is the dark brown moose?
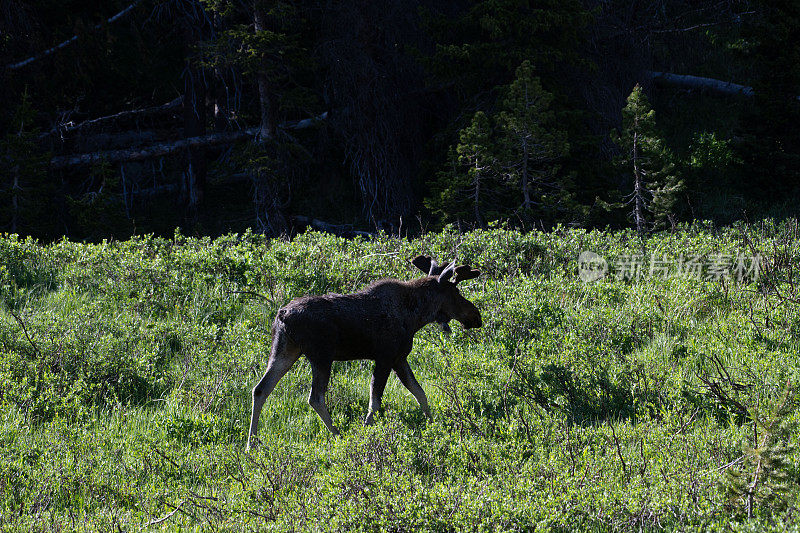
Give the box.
[247,255,481,449]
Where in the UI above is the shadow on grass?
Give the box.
[503,362,667,426]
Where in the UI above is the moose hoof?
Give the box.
[364,414,376,426]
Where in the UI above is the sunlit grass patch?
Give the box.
[1,224,799,530]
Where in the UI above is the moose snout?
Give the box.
[462,309,482,329]
[455,299,482,329]
[465,314,482,329]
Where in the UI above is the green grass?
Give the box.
[1,222,799,531]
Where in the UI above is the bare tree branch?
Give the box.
[146,501,186,527]
[8,309,41,358]
[650,11,756,34]
[5,0,144,71]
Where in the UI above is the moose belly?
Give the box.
[329,322,410,361]
[329,335,395,360]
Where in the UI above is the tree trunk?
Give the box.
[292,216,374,238]
[473,161,485,229]
[213,72,229,132]
[49,114,326,168]
[50,130,254,168]
[250,2,285,235]
[632,130,646,236]
[40,97,182,140]
[11,168,19,233]
[252,170,288,236]
[253,4,275,142]
[181,63,207,221]
[5,1,143,70]
[521,141,531,211]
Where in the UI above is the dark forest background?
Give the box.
[1,0,799,240]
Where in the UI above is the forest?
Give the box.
[2,0,799,239]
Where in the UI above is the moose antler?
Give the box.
[411,255,479,284]
[453,265,481,284]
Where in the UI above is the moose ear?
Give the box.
[454,265,481,284]
[437,261,456,283]
[411,255,433,275]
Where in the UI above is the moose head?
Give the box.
[411,255,482,332]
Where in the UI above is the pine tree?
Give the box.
[427,64,576,228]
[0,92,53,236]
[723,383,798,518]
[495,61,571,219]
[426,111,497,227]
[737,0,800,200]
[421,0,597,222]
[612,85,683,236]
[200,0,317,235]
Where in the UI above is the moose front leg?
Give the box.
[365,362,391,425]
[394,359,432,421]
[308,360,340,435]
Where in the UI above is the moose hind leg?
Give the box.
[308,360,339,435]
[248,328,300,450]
[394,359,432,420]
[365,362,391,426]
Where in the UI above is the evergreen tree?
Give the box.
[612,85,683,235]
[737,0,800,200]
[0,93,53,236]
[427,111,497,227]
[723,384,798,518]
[421,0,597,221]
[495,61,571,220]
[200,0,318,235]
[427,63,576,228]
[422,0,591,103]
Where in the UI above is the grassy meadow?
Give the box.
[1,222,799,531]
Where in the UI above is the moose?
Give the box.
[247,255,482,449]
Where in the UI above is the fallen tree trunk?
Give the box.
[49,112,328,169]
[5,1,143,71]
[646,71,755,97]
[50,129,256,169]
[647,71,800,101]
[290,112,328,129]
[293,215,374,238]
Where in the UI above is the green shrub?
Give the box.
[0,223,798,530]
